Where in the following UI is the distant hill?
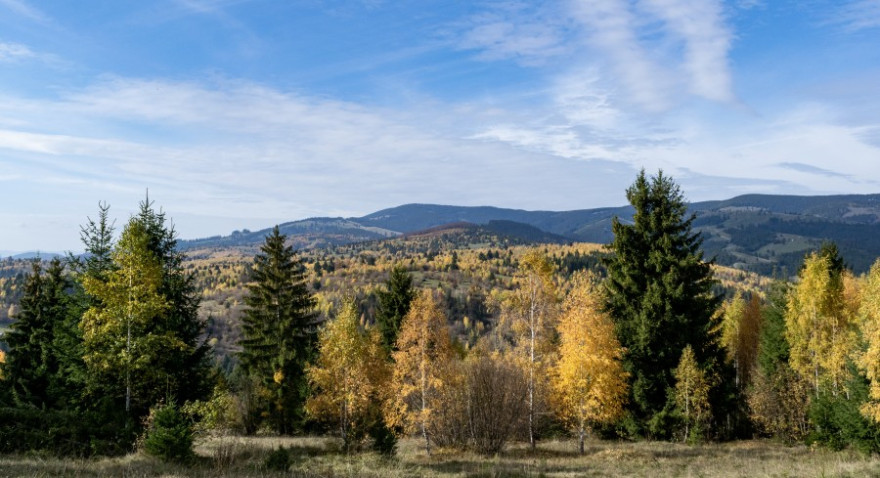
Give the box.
[179,193,880,275]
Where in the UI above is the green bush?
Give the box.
[264,445,291,471]
[143,402,194,462]
[0,406,132,456]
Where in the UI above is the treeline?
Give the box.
[3,171,880,461]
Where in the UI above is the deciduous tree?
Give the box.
[552,273,628,454]
[386,290,453,454]
[674,345,713,443]
[306,299,389,451]
[81,219,176,420]
[502,249,558,449]
[786,251,857,395]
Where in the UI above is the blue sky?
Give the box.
[1,0,879,253]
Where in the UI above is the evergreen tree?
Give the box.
[239,225,317,434]
[2,258,81,410]
[134,199,212,406]
[603,170,724,438]
[375,264,415,354]
[3,260,54,408]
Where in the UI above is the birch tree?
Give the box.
[552,273,627,454]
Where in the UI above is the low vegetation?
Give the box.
[1,436,879,477]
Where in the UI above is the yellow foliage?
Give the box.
[386,290,453,454]
[500,248,559,447]
[306,299,390,449]
[858,260,880,422]
[674,345,713,442]
[0,349,5,380]
[551,272,627,451]
[785,253,858,395]
[720,292,762,388]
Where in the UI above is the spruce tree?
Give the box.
[375,264,415,354]
[239,226,317,434]
[3,260,54,408]
[603,170,724,438]
[2,258,81,410]
[134,199,212,406]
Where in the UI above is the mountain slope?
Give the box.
[179,193,880,274]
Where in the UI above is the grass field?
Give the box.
[2,436,880,477]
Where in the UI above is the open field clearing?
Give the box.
[1,437,879,477]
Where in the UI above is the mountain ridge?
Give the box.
[173,192,880,275]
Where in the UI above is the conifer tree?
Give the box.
[3,260,53,408]
[375,264,415,354]
[552,273,627,454]
[239,225,317,434]
[603,170,724,438]
[1,258,81,410]
[134,199,211,406]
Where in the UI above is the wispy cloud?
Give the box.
[452,2,571,65]
[0,0,50,24]
[569,0,673,111]
[640,0,735,102]
[776,162,853,179]
[0,42,34,61]
[834,0,880,31]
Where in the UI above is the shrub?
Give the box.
[264,445,291,472]
[143,402,194,462]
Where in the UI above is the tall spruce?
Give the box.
[239,225,317,434]
[603,170,724,438]
[375,264,415,354]
[134,199,212,406]
[3,259,71,408]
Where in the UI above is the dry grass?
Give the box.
[1,436,879,477]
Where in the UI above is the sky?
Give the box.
[0,0,879,253]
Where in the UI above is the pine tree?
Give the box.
[239,225,317,434]
[551,272,628,454]
[306,299,390,451]
[375,264,415,354]
[603,170,724,438]
[386,290,453,455]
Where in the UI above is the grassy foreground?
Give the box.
[1,436,879,477]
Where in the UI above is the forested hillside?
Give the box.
[179,193,880,275]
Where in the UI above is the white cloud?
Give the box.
[835,0,880,31]
[640,0,735,102]
[0,0,49,24]
[453,2,570,65]
[569,0,673,111]
[0,42,34,61]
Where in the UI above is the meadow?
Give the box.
[1,436,879,477]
